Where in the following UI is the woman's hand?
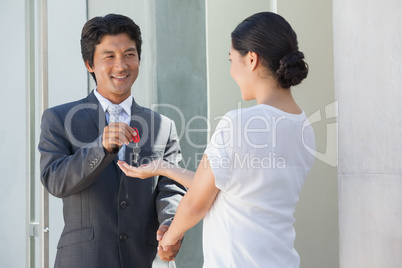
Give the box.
[119,158,194,188]
[117,159,165,179]
[158,229,184,253]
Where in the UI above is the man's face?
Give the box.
[86,33,140,104]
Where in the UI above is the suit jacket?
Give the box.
[38,91,186,268]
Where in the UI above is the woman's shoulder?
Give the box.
[222,105,263,119]
[222,105,284,123]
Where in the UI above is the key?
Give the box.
[132,127,141,165]
[133,143,141,165]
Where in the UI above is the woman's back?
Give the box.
[203,104,315,267]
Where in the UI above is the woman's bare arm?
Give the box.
[158,154,219,249]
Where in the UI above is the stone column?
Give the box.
[334,1,402,267]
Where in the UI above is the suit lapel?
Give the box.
[84,90,107,135]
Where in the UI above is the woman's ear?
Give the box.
[248,51,259,71]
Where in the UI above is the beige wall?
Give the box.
[207,1,339,267]
[206,0,273,128]
[277,1,339,268]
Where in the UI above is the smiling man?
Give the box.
[38,14,186,268]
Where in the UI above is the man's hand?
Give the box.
[156,225,182,262]
[102,123,134,153]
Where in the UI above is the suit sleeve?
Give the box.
[156,119,187,226]
[38,108,116,198]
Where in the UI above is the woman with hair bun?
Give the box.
[119,11,315,267]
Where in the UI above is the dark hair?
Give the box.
[231,12,308,88]
[81,13,142,83]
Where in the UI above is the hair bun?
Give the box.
[275,51,308,88]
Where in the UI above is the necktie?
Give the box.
[107,104,123,123]
[107,104,125,160]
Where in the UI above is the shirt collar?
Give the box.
[94,88,133,116]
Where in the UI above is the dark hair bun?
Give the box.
[275,51,308,88]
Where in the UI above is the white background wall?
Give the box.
[334,1,402,267]
[0,0,29,267]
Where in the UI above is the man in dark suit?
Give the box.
[38,14,186,268]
